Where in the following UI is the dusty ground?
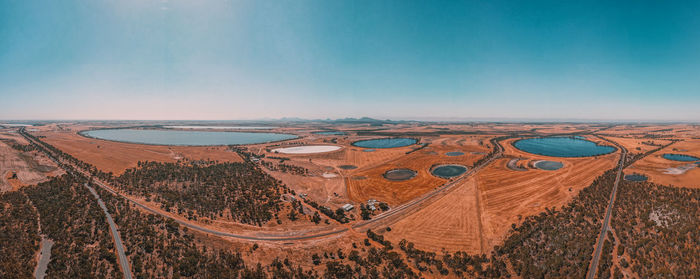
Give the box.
[19,122,699,261]
[34,129,242,175]
[0,130,64,191]
[344,135,491,205]
[626,139,700,188]
[385,137,619,254]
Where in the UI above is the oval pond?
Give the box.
[431,165,467,178]
[662,154,700,162]
[83,129,297,146]
[514,137,616,157]
[534,160,564,171]
[352,138,417,149]
[383,169,417,181]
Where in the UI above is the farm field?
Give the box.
[2,121,698,279]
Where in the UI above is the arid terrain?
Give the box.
[1,121,698,278]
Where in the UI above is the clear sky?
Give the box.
[1,0,699,121]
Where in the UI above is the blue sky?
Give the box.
[1,0,699,121]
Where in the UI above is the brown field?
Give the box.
[344,135,491,205]
[602,124,700,138]
[11,122,699,262]
[385,137,619,253]
[34,129,242,175]
[0,131,64,191]
[626,139,700,188]
[600,136,672,155]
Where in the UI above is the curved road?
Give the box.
[19,128,133,278]
[21,127,505,242]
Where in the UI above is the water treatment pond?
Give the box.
[339,165,358,170]
[534,160,564,171]
[431,165,467,178]
[513,137,616,157]
[624,174,648,182]
[383,169,417,181]
[353,138,417,149]
[662,154,700,162]
[82,129,297,146]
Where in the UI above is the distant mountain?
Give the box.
[325,117,409,125]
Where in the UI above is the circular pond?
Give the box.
[353,138,417,149]
[624,174,648,182]
[513,137,616,157]
[383,169,417,181]
[314,131,347,135]
[82,129,297,146]
[272,145,341,154]
[431,165,467,178]
[445,151,465,156]
[662,154,700,162]
[534,160,564,171]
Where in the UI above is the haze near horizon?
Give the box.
[1,1,699,121]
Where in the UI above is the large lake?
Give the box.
[165,126,276,130]
[82,129,297,146]
[352,138,417,148]
[514,137,616,157]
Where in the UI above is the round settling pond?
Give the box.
[445,151,465,156]
[662,154,700,162]
[383,169,417,181]
[624,174,648,182]
[513,137,616,157]
[431,165,467,178]
[353,138,417,149]
[82,129,297,146]
[534,160,564,171]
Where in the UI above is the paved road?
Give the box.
[352,140,504,231]
[85,184,134,279]
[586,137,627,279]
[34,236,53,279]
[18,128,133,278]
[21,127,504,242]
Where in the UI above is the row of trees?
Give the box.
[95,184,319,278]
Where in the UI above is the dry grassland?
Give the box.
[0,131,63,191]
[36,130,242,175]
[384,137,618,254]
[345,135,491,205]
[626,139,700,188]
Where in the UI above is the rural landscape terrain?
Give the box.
[1,120,697,278]
[2,1,699,278]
